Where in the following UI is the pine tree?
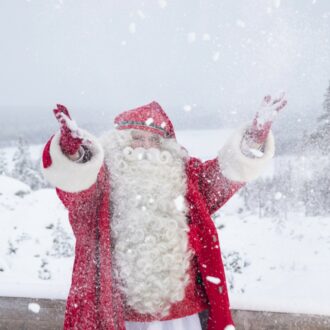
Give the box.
[49,221,74,258]
[12,137,33,179]
[32,155,51,189]
[11,137,45,190]
[301,81,330,215]
[0,149,8,175]
[310,81,330,155]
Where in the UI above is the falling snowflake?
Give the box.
[273,0,281,8]
[236,19,246,28]
[137,10,146,19]
[202,33,211,41]
[183,105,192,112]
[206,276,221,285]
[174,195,185,212]
[274,192,283,200]
[212,52,220,62]
[145,118,154,126]
[187,32,196,43]
[28,303,40,314]
[158,0,167,9]
[129,22,136,34]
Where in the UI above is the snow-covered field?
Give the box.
[0,129,329,316]
[219,196,330,316]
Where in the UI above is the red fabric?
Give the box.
[186,158,244,330]
[56,166,125,330]
[42,136,54,168]
[54,104,83,155]
[43,145,244,330]
[114,101,175,138]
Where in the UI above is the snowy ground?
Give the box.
[219,194,330,316]
[0,129,329,316]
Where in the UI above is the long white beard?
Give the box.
[101,130,192,317]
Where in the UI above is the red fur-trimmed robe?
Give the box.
[42,127,275,330]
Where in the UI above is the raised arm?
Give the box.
[198,93,287,214]
[41,104,104,195]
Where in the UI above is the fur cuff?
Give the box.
[218,125,275,182]
[41,130,104,193]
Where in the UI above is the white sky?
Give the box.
[0,0,329,128]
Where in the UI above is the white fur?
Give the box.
[101,130,191,317]
[41,130,104,193]
[218,125,275,182]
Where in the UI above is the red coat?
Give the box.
[42,127,275,330]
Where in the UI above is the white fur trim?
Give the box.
[42,130,104,192]
[224,325,236,330]
[218,125,275,182]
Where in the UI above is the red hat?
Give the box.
[114,101,176,139]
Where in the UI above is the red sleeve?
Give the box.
[55,165,106,211]
[198,158,245,215]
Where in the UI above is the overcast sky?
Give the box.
[0,0,330,132]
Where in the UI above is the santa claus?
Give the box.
[42,95,287,330]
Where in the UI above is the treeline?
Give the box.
[0,137,49,190]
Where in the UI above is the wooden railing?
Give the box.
[0,296,329,330]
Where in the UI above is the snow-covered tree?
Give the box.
[299,81,330,215]
[12,137,33,178]
[48,221,74,258]
[32,155,51,189]
[302,161,330,216]
[223,250,250,293]
[11,137,47,190]
[309,81,330,155]
[240,160,300,218]
[38,258,51,280]
[0,149,8,175]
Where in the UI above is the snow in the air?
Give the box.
[202,33,211,41]
[1,129,330,316]
[236,20,246,28]
[129,22,136,34]
[183,105,192,112]
[145,117,154,126]
[137,10,145,20]
[174,195,185,212]
[158,0,167,9]
[28,302,40,314]
[274,192,282,200]
[1,0,330,324]
[273,0,281,9]
[187,32,196,43]
[212,52,220,62]
[206,276,221,285]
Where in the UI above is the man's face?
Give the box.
[130,130,161,149]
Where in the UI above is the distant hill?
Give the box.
[0,105,318,155]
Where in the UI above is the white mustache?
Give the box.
[122,147,173,164]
